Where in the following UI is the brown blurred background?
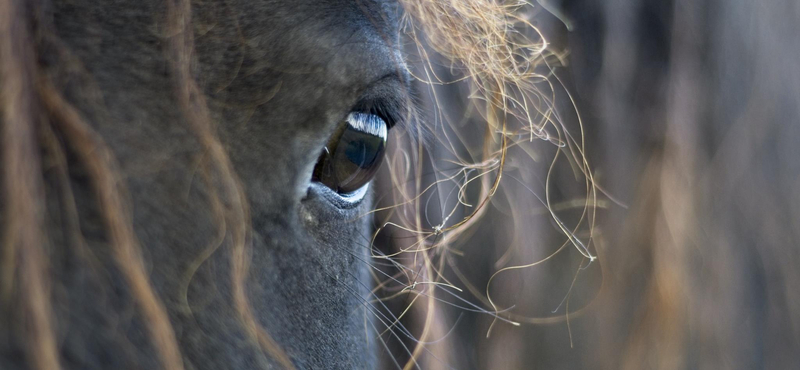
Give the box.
[379,0,800,368]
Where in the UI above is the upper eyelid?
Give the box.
[353,98,404,129]
[351,74,413,130]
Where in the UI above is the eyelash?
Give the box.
[352,97,406,131]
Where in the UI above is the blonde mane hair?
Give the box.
[1,0,598,369]
[372,1,596,367]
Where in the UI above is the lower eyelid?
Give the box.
[308,182,369,209]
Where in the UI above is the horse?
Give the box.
[3,0,800,369]
[1,0,411,369]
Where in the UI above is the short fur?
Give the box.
[1,0,407,369]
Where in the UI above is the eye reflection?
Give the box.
[312,112,388,194]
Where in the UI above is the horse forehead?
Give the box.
[258,0,400,30]
[236,0,403,80]
[50,0,405,162]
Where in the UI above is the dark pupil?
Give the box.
[312,113,388,194]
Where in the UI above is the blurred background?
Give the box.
[375,0,800,368]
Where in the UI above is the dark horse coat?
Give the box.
[1,0,407,369]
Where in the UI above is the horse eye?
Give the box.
[312,112,388,194]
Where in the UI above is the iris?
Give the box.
[312,112,388,194]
